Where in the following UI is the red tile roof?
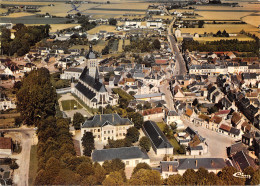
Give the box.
[142,107,163,116]
[219,124,231,132]
[0,137,12,150]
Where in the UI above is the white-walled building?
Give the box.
[92,147,150,167]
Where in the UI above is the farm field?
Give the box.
[118,39,124,52]
[87,25,117,34]
[0,8,8,14]
[195,11,255,20]
[38,3,98,17]
[1,12,35,18]
[94,2,149,10]
[125,39,131,46]
[180,24,259,34]
[242,15,260,27]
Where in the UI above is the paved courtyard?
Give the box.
[182,119,236,159]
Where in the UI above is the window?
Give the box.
[126,161,129,165]
[98,135,100,138]
[108,131,110,134]
[135,160,139,165]
[123,133,126,136]
[104,131,106,134]
[104,137,106,140]
[112,130,113,134]
[94,129,96,132]
[84,130,86,134]
[98,129,100,132]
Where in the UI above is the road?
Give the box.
[0,127,35,186]
[167,18,187,76]
[182,119,235,158]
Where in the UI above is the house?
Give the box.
[231,150,258,171]
[134,93,165,101]
[0,137,12,155]
[81,114,134,144]
[142,107,165,122]
[160,158,226,178]
[231,112,242,128]
[165,110,180,125]
[242,132,254,146]
[0,98,16,110]
[92,147,150,167]
[60,68,83,80]
[142,121,173,155]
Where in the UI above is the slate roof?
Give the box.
[79,67,107,92]
[92,147,149,162]
[161,161,179,172]
[82,113,133,128]
[177,158,226,170]
[75,82,96,100]
[168,110,178,116]
[143,121,173,149]
[230,127,240,136]
[232,150,258,171]
[190,146,203,150]
[65,68,83,73]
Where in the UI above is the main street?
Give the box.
[167,18,187,76]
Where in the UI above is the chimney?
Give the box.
[168,165,173,172]
[211,160,214,166]
[195,160,198,167]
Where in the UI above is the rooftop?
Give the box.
[92,147,149,162]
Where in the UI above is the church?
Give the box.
[72,46,118,108]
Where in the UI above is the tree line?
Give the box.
[182,39,259,57]
[1,24,50,56]
[124,38,161,53]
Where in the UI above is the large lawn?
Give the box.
[28,145,38,186]
[61,100,82,111]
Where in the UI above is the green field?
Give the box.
[28,145,38,186]
[61,100,82,111]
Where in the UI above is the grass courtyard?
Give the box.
[61,100,83,111]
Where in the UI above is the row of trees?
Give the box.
[1,24,50,56]
[182,39,259,56]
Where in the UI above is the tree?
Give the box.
[128,112,144,129]
[76,162,94,177]
[102,159,125,173]
[73,112,85,130]
[139,136,151,152]
[109,18,117,26]
[16,68,57,126]
[129,169,162,185]
[93,162,106,184]
[102,170,125,185]
[132,163,151,175]
[196,167,209,185]
[177,145,186,154]
[137,104,143,110]
[9,162,19,171]
[182,169,197,185]
[219,166,245,185]
[126,127,140,143]
[250,168,260,185]
[81,132,95,156]
[167,174,183,185]
[152,39,161,50]
[198,20,205,28]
